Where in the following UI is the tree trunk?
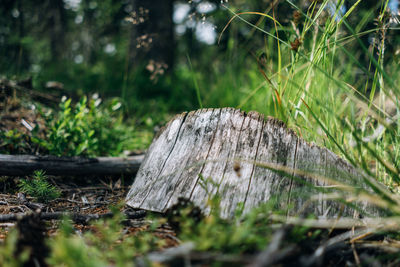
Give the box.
[47,0,67,60]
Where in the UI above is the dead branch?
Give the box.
[0,210,146,223]
[301,228,376,266]
[0,78,60,104]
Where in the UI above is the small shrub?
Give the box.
[33,96,98,156]
[18,170,61,203]
[0,95,153,157]
[33,95,145,157]
[49,96,95,156]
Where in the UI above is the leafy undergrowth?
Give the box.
[2,81,400,265]
[1,0,400,264]
[0,81,156,156]
[1,95,400,266]
[2,182,400,266]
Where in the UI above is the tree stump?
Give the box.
[126,108,381,218]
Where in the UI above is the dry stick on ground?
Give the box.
[0,154,144,176]
[0,78,60,104]
[0,210,147,223]
[301,228,376,266]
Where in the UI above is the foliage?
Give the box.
[0,130,31,154]
[1,0,400,265]
[18,170,61,203]
[46,205,165,266]
[170,191,323,255]
[192,1,400,192]
[0,95,154,157]
[176,196,272,253]
[34,95,143,157]
[34,96,96,156]
[46,219,105,267]
[0,229,29,267]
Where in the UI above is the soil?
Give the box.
[0,175,179,246]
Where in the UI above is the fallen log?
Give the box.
[126,108,384,218]
[0,210,146,223]
[0,154,144,176]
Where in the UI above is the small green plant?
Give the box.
[18,170,61,203]
[171,193,324,255]
[45,96,96,156]
[0,229,30,267]
[46,205,165,266]
[33,96,98,156]
[33,95,150,157]
[0,130,31,154]
[172,193,268,253]
[0,95,153,157]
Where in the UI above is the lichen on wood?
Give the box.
[126,108,381,218]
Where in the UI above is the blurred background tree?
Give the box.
[0,0,398,114]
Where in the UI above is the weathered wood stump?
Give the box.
[126,108,380,218]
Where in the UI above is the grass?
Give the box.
[199,1,400,190]
[1,0,400,265]
[179,0,400,246]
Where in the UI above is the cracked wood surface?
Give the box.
[126,108,380,218]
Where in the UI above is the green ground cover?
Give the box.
[1,0,400,265]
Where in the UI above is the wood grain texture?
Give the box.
[126,108,381,218]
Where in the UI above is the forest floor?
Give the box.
[0,176,179,247]
[1,81,400,266]
[0,81,181,265]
